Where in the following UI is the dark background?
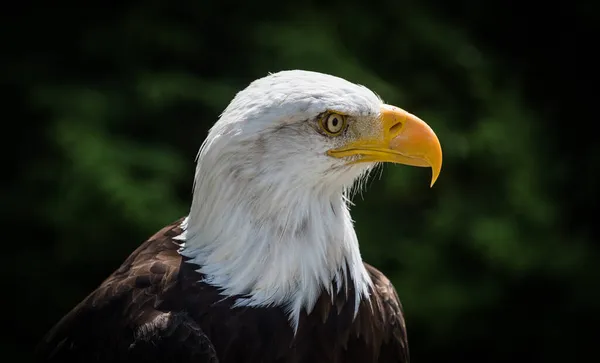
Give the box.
[3,1,598,362]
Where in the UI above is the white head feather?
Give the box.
[177,70,385,331]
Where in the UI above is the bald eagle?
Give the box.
[36,70,442,363]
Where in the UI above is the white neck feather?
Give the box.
[176,153,372,331]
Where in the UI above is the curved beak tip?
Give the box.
[430,165,441,188]
[428,147,443,188]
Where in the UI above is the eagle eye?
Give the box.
[319,112,347,136]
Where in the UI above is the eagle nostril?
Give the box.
[389,121,403,136]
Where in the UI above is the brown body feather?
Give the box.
[36,219,409,363]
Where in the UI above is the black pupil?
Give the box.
[331,117,338,127]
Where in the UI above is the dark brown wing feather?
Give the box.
[292,263,409,363]
[36,217,408,363]
[35,219,218,363]
[363,264,410,363]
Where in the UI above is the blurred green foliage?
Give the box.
[4,1,598,362]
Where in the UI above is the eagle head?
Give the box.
[197,70,441,193]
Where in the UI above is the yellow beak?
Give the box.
[327,104,443,187]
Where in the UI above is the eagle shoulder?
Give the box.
[363,263,410,363]
[35,218,217,362]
